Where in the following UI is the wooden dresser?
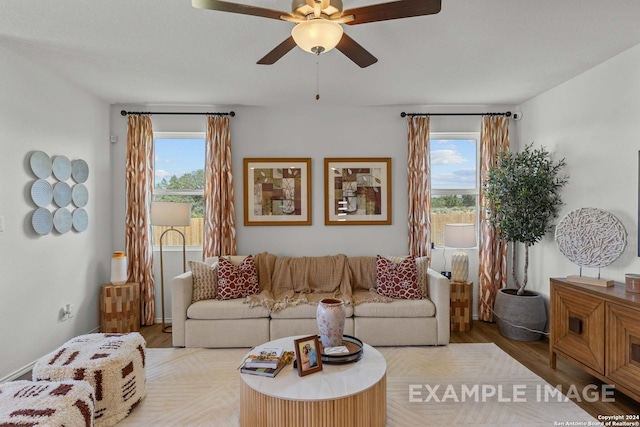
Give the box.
[550,277,640,402]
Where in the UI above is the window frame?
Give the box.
[152,131,206,249]
[430,132,480,248]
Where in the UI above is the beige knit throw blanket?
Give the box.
[246,253,355,312]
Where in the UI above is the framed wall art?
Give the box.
[243,158,311,226]
[324,157,391,225]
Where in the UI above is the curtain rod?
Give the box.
[120,110,235,117]
[400,111,511,117]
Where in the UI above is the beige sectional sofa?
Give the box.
[172,253,450,348]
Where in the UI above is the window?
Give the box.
[153,132,205,247]
[430,133,479,246]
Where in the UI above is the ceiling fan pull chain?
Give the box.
[315,50,321,100]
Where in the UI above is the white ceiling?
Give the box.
[2,0,640,107]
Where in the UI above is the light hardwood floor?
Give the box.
[139,321,639,418]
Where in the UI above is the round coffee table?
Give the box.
[240,335,387,427]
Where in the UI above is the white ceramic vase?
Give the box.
[110,251,128,285]
[316,298,346,348]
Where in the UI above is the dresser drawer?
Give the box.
[606,302,640,392]
[551,284,605,374]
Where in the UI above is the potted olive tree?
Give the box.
[484,143,568,341]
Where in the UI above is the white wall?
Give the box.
[516,43,640,297]
[110,104,515,322]
[0,46,112,380]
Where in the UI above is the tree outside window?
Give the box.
[153,133,205,247]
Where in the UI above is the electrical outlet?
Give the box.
[61,304,75,321]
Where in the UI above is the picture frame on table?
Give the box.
[243,158,311,226]
[324,157,392,225]
[293,335,323,377]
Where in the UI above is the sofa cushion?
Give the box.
[415,256,430,299]
[205,255,247,266]
[191,255,252,303]
[270,301,354,319]
[217,255,260,300]
[376,255,422,299]
[384,255,430,298]
[348,255,430,298]
[190,260,218,302]
[188,298,270,320]
[353,296,436,318]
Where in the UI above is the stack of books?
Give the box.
[240,347,286,378]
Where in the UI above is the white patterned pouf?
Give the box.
[32,333,146,427]
[0,380,95,427]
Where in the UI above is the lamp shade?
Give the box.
[150,201,191,226]
[291,19,344,53]
[444,224,476,248]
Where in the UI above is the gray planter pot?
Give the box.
[493,288,547,341]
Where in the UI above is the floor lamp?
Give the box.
[444,223,476,283]
[151,201,191,333]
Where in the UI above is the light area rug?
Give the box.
[117,343,595,426]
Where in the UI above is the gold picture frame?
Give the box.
[294,335,323,377]
[324,157,392,225]
[243,158,311,226]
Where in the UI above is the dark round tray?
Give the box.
[319,335,364,365]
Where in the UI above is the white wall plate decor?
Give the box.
[71,159,89,183]
[30,179,53,207]
[29,151,52,179]
[52,155,72,181]
[32,208,53,235]
[555,207,627,268]
[72,208,88,232]
[53,182,72,207]
[71,183,88,207]
[53,208,72,233]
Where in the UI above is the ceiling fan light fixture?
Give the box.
[291,19,343,53]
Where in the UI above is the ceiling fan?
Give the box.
[192,0,442,68]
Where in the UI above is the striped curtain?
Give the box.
[125,115,155,325]
[203,115,237,258]
[478,115,510,322]
[407,116,431,259]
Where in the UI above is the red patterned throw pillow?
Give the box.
[216,255,260,300]
[375,255,422,299]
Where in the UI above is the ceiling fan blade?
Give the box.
[192,0,286,21]
[343,0,441,25]
[335,33,378,68]
[257,36,298,65]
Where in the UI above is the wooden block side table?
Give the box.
[100,282,141,333]
[450,281,473,332]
